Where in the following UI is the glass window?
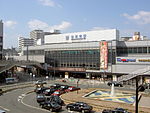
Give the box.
[143,47,147,53]
[133,47,137,53]
[128,48,132,53]
[138,47,142,53]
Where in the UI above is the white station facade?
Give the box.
[16,29,150,83]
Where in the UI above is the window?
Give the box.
[138,47,142,53]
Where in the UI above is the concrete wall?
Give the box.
[45,29,119,44]
[112,64,149,74]
[10,55,45,63]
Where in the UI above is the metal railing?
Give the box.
[118,66,150,82]
[0,60,43,73]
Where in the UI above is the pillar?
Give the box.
[86,73,91,79]
[112,75,117,81]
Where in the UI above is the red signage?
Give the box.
[100,41,108,69]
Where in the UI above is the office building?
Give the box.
[30,30,45,45]
[18,37,34,51]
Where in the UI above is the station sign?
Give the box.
[65,34,87,40]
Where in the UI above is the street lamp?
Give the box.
[135,76,139,113]
[26,45,29,61]
[54,60,55,80]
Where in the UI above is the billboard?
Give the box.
[100,41,108,69]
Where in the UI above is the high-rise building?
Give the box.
[18,37,34,51]
[30,29,61,46]
[0,20,3,60]
[30,30,44,45]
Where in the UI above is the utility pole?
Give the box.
[26,45,29,61]
[135,76,139,113]
[54,60,55,80]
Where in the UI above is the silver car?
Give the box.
[0,110,6,113]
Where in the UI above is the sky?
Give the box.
[1,0,150,48]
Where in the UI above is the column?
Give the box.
[112,75,117,81]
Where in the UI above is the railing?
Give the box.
[118,66,150,82]
[0,60,43,73]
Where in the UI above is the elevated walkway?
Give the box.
[118,66,150,82]
[0,60,43,74]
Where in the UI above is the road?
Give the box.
[0,87,54,113]
[0,79,136,113]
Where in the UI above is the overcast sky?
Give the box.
[1,0,150,48]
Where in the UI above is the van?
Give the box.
[5,77,18,84]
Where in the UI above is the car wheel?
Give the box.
[81,110,85,113]
[49,108,53,112]
[67,107,71,111]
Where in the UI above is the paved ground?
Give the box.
[58,78,150,113]
[61,88,150,113]
[139,96,150,109]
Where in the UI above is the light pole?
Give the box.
[26,45,29,61]
[53,60,55,80]
[135,76,139,113]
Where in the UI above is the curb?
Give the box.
[1,82,34,94]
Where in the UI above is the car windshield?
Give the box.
[68,87,73,90]
[46,89,50,92]
[54,91,59,94]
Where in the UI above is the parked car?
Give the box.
[51,90,65,96]
[0,110,6,113]
[0,89,3,96]
[40,100,62,112]
[102,109,113,113]
[114,108,131,113]
[107,81,123,87]
[35,87,48,94]
[36,94,46,103]
[48,95,65,106]
[35,80,47,88]
[60,85,69,90]
[35,80,47,85]
[66,102,93,113]
[102,108,131,113]
[43,88,56,96]
[50,84,61,89]
[65,86,81,92]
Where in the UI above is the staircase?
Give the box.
[118,66,150,82]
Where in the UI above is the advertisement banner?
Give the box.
[100,41,108,69]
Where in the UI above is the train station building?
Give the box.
[16,29,150,83]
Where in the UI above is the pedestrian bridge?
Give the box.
[118,66,150,82]
[0,60,43,73]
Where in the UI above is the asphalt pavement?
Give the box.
[0,78,150,113]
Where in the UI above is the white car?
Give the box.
[0,110,6,113]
